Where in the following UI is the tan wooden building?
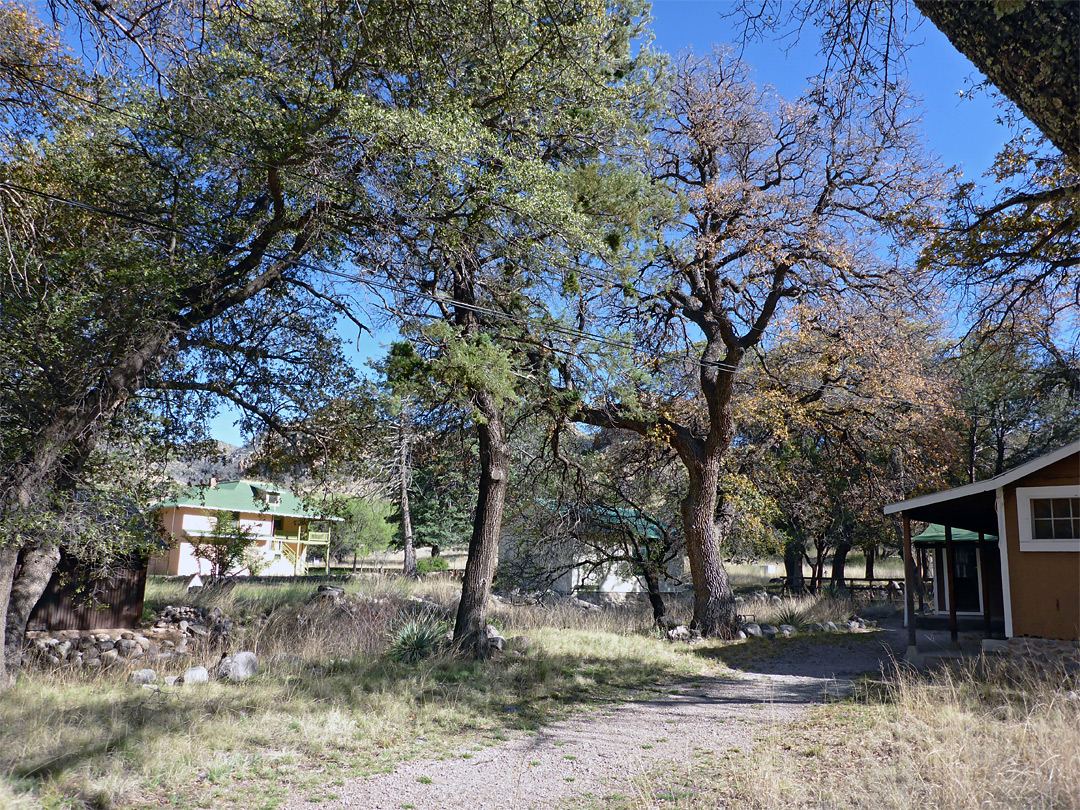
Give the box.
[885,441,1079,644]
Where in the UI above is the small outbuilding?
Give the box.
[885,440,1079,648]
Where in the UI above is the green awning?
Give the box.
[912,523,996,545]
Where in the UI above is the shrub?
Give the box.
[389,618,446,664]
[417,556,450,575]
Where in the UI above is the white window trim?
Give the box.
[1016,485,1080,552]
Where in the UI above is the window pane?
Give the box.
[1051,499,1073,518]
[1033,518,1055,539]
[1032,499,1053,519]
[1073,518,1080,539]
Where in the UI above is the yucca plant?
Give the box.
[389,618,446,664]
[773,605,811,632]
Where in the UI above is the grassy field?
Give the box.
[1,576,1075,810]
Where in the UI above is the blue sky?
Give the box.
[211,1,1015,446]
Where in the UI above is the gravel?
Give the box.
[282,624,904,810]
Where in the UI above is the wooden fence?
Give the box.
[27,556,147,631]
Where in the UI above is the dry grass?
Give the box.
[5,578,1076,810]
[0,576,710,810]
[592,659,1080,810]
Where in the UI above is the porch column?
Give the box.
[902,513,916,648]
[944,525,959,648]
[978,532,992,639]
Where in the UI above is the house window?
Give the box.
[267,492,281,506]
[1017,486,1080,551]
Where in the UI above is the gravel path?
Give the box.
[283,625,903,810]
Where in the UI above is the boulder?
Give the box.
[180,666,210,685]
[485,625,506,652]
[760,623,778,640]
[824,621,839,633]
[666,625,691,642]
[742,622,763,638]
[778,624,796,637]
[130,668,157,685]
[218,651,259,682]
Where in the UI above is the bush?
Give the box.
[389,618,446,664]
[417,556,450,575]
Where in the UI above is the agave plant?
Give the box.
[773,605,811,632]
[389,618,446,664]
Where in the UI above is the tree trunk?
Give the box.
[639,564,667,624]
[429,544,440,558]
[864,544,876,579]
[4,543,60,668]
[398,410,418,580]
[784,537,805,594]
[680,459,737,637]
[0,548,19,690]
[453,394,510,658]
[831,540,851,588]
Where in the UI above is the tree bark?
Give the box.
[784,537,805,594]
[831,540,852,588]
[4,543,60,668]
[680,459,737,637]
[0,548,19,690]
[398,408,419,580]
[639,564,667,624]
[453,393,510,658]
[914,0,1079,165]
[864,544,875,580]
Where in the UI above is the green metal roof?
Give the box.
[912,523,997,545]
[156,480,335,521]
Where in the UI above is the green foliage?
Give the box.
[185,510,261,578]
[332,497,395,561]
[388,618,446,665]
[416,556,449,575]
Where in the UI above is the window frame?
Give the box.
[1016,485,1080,552]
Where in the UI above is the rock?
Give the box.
[736,629,747,639]
[485,625,506,652]
[824,621,839,633]
[46,655,61,666]
[770,595,782,605]
[164,676,179,687]
[130,668,158,685]
[178,620,189,633]
[101,649,120,664]
[810,622,825,633]
[83,658,102,669]
[95,633,112,643]
[218,651,259,682]
[98,640,115,652]
[742,622,763,638]
[656,616,681,630]
[666,625,691,642]
[778,624,796,637]
[760,623,778,640]
[189,624,210,637]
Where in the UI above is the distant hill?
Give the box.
[165,441,254,486]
